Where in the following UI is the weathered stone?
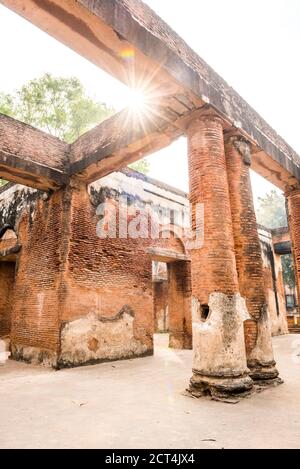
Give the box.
[190,293,253,399]
[59,310,148,367]
[11,344,57,367]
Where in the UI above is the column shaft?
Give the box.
[225,136,279,381]
[187,116,252,399]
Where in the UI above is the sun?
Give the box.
[126,87,147,111]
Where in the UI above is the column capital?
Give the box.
[185,111,224,135]
[225,134,252,166]
[285,187,300,199]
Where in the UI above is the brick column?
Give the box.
[225,136,279,382]
[286,189,300,314]
[187,116,252,399]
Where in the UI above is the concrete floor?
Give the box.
[0,334,300,449]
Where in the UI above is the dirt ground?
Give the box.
[0,333,300,449]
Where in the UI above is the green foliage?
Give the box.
[0,73,150,175]
[256,190,295,288]
[129,158,150,174]
[281,254,296,289]
[256,189,287,229]
[0,73,114,143]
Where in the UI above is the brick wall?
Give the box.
[0,172,190,367]
[259,227,288,335]
[153,280,168,332]
[168,260,192,349]
[0,114,68,170]
[9,187,71,365]
[0,262,15,337]
[59,182,154,364]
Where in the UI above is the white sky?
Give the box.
[1,0,300,202]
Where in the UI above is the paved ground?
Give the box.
[0,334,300,449]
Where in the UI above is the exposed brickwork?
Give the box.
[286,189,300,312]
[61,182,154,354]
[187,116,238,304]
[272,227,290,245]
[153,280,168,332]
[168,260,192,349]
[225,138,279,380]
[225,137,267,352]
[10,188,71,359]
[0,163,286,374]
[0,114,69,170]
[0,171,193,366]
[0,262,15,337]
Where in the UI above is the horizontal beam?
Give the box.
[70,107,183,183]
[147,248,190,263]
[2,0,300,190]
[0,150,69,190]
[0,114,69,190]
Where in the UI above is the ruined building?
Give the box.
[1,0,300,400]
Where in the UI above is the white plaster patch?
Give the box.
[0,339,10,365]
[60,311,148,366]
[247,305,279,365]
[267,289,288,336]
[192,292,250,377]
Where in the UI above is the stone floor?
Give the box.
[0,333,300,449]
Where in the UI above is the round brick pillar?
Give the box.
[187,116,253,399]
[225,136,279,382]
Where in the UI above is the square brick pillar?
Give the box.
[187,116,253,399]
[225,135,279,382]
[286,189,300,315]
[168,260,192,350]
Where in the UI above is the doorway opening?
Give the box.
[152,259,192,352]
[0,227,18,349]
[0,261,16,344]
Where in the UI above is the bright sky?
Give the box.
[1,0,300,203]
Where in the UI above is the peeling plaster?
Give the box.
[59,308,148,367]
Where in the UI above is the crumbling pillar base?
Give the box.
[189,373,253,401]
[188,292,253,400]
[247,314,281,383]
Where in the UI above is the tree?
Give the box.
[129,158,149,174]
[0,73,114,143]
[255,189,287,229]
[256,189,295,287]
[0,73,150,179]
[281,254,295,289]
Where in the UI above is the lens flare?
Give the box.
[119,47,135,60]
[127,87,147,111]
